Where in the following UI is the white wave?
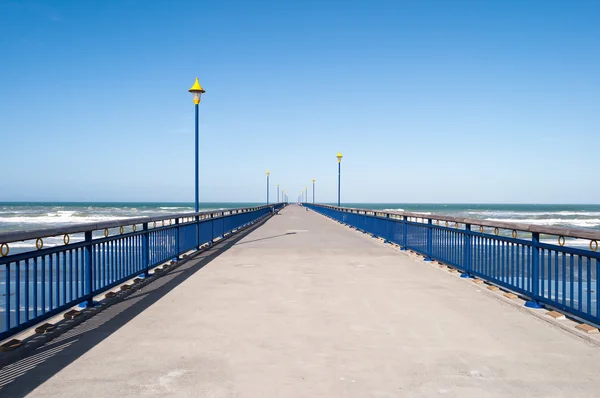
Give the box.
[540,238,591,248]
[0,214,131,224]
[383,208,405,212]
[485,218,600,228]
[159,207,192,210]
[469,210,600,217]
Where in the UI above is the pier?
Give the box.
[1,205,600,396]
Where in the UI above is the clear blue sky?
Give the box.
[1,0,598,204]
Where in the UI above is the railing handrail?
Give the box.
[313,204,600,241]
[0,204,283,244]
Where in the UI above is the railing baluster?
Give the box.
[526,233,542,308]
[84,231,94,307]
[461,224,472,278]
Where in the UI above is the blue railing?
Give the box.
[0,204,285,340]
[305,203,600,327]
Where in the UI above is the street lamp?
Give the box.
[312,178,315,203]
[337,152,343,207]
[188,78,205,212]
[277,184,280,203]
[266,170,270,205]
[305,187,308,203]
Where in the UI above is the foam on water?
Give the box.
[484,218,600,228]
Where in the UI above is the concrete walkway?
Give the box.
[2,205,600,397]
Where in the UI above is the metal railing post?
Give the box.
[424,219,433,261]
[401,216,407,250]
[196,215,201,249]
[84,231,94,307]
[526,232,543,308]
[461,224,472,278]
[143,222,149,277]
[383,213,390,243]
[174,218,180,260]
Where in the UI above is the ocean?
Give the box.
[0,202,262,233]
[338,203,600,230]
[1,202,599,234]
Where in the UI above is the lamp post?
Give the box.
[337,152,343,207]
[266,170,270,205]
[312,178,315,203]
[277,184,280,203]
[188,78,205,213]
[305,187,308,203]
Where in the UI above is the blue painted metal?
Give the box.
[460,224,473,278]
[267,175,269,205]
[194,104,199,213]
[313,181,315,203]
[0,204,284,340]
[305,203,600,327]
[525,233,543,308]
[337,162,341,207]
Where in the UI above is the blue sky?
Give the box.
[1,0,598,204]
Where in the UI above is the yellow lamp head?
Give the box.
[312,178,315,183]
[337,152,343,162]
[266,170,270,176]
[188,77,205,104]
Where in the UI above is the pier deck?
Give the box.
[2,205,600,397]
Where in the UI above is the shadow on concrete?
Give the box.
[235,231,296,245]
[0,215,273,396]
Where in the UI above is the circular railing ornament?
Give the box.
[64,234,70,245]
[511,230,517,239]
[120,226,124,235]
[104,229,109,237]
[558,236,566,246]
[494,228,499,235]
[36,238,44,250]
[0,243,8,257]
[479,226,484,233]
[132,225,137,232]
[591,240,599,252]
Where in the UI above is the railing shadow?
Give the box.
[0,215,273,396]
[235,231,296,245]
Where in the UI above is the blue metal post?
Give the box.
[143,222,149,277]
[424,219,433,261]
[383,213,390,243]
[84,231,94,307]
[277,185,279,203]
[313,181,315,203]
[526,232,543,308]
[461,224,473,278]
[194,103,199,213]
[401,216,407,250]
[337,161,341,207]
[267,175,269,205]
[174,218,180,260]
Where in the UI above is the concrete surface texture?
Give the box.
[2,204,600,397]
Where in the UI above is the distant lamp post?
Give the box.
[312,178,315,203]
[336,152,343,207]
[277,184,280,203]
[188,78,206,212]
[305,187,308,203]
[266,170,270,204]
